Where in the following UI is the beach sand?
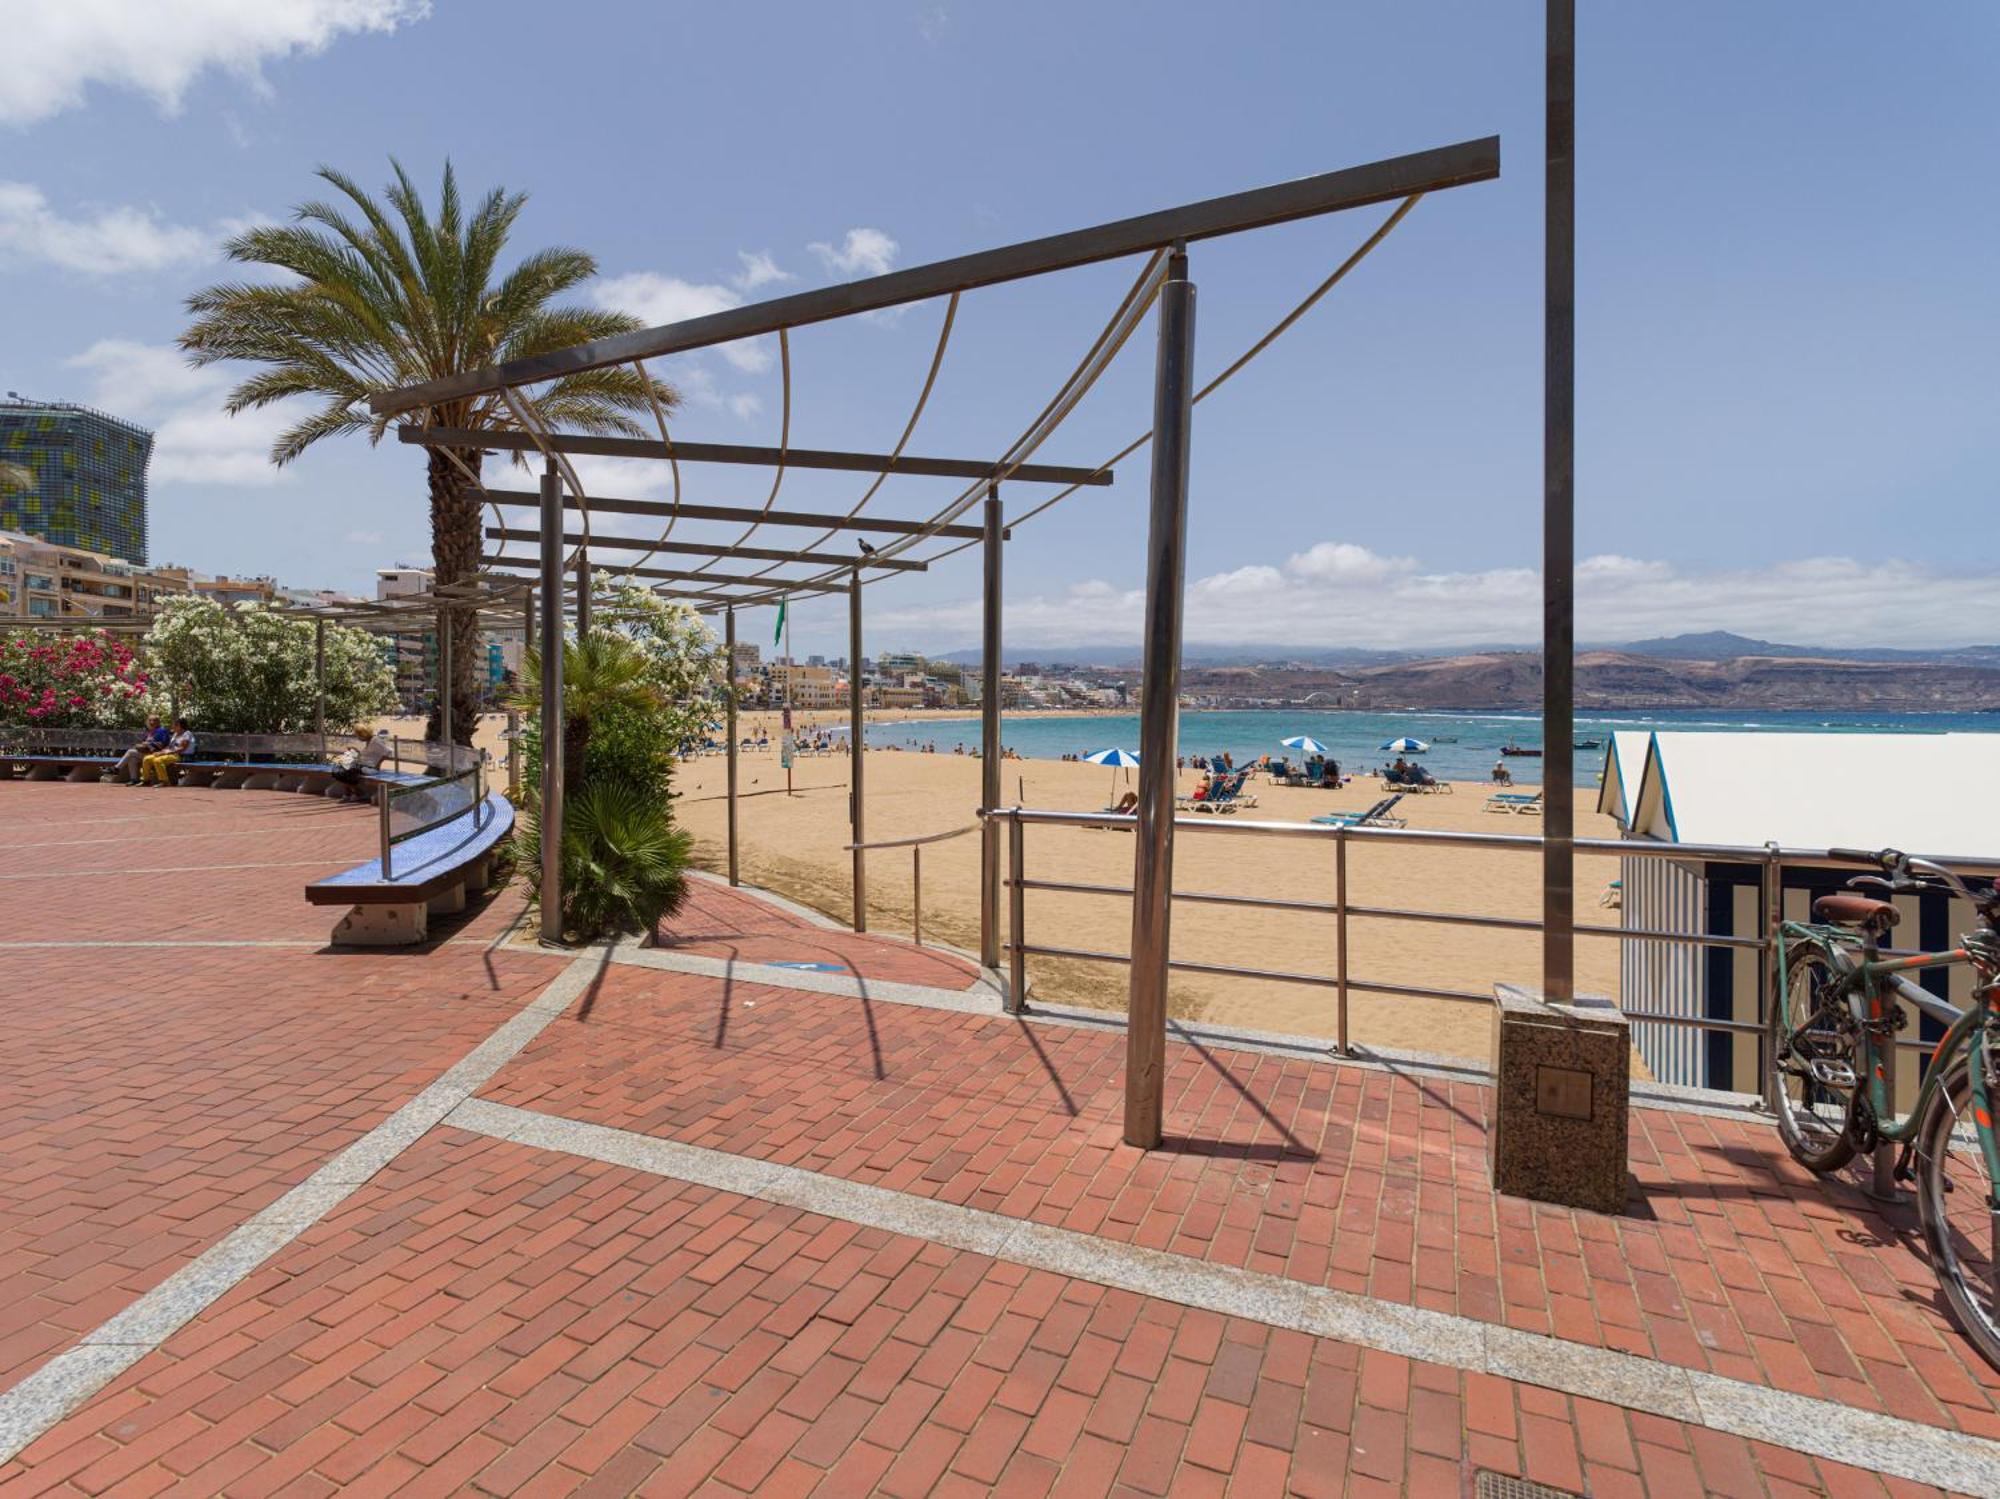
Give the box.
[671,742,1626,1067]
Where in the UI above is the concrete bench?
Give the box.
[0,752,427,796]
[305,792,515,946]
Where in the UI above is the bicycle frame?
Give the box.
[1775,919,2000,1190]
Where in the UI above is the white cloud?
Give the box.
[863,543,2000,653]
[0,0,429,126]
[593,270,772,374]
[808,227,898,280]
[66,339,290,486]
[0,182,213,274]
[732,251,791,292]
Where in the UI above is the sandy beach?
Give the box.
[670,740,1625,1067]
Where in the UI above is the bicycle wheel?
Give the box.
[1916,1054,2000,1372]
[1769,944,1860,1173]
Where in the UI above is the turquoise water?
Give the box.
[861,708,2000,785]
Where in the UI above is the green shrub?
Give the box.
[519,781,691,940]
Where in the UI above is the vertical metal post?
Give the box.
[1760,844,1781,1111]
[440,606,453,767]
[1335,829,1351,1055]
[912,845,922,946]
[313,616,326,757]
[575,552,592,639]
[505,708,520,797]
[849,566,866,932]
[980,485,1003,970]
[538,458,566,944]
[1125,246,1196,1150]
[523,582,536,655]
[377,785,393,880]
[1541,0,1577,1003]
[1007,811,1027,1013]
[725,607,740,887]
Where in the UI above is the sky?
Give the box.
[3,0,1997,657]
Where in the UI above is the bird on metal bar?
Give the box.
[857,539,877,557]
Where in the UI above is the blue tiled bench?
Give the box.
[305,792,515,946]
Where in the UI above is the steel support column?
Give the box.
[980,485,1005,980]
[1541,0,1576,1001]
[849,568,866,931]
[440,606,453,763]
[725,608,740,887]
[538,459,566,944]
[576,552,592,638]
[1125,248,1196,1150]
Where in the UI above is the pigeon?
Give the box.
[858,539,878,557]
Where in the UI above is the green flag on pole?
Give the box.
[772,597,786,647]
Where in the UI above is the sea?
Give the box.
[857,708,2000,785]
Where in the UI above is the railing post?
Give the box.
[1007,810,1027,1014]
[505,708,520,797]
[575,552,592,639]
[849,565,866,933]
[912,845,922,946]
[377,783,393,880]
[313,616,326,759]
[440,604,453,765]
[1760,843,1781,1112]
[1336,827,1351,1055]
[1125,245,1196,1149]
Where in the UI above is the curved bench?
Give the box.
[305,792,515,946]
[0,751,430,797]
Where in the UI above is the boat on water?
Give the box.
[1576,738,1602,750]
[1500,743,1543,757]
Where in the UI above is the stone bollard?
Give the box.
[1488,984,1631,1215]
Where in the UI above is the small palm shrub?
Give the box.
[518,781,691,940]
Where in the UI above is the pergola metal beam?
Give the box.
[371,137,1499,415]
[480,488,985,539]
[481,555,850,593]
[485,527,927,571]
[401,427,1112,488]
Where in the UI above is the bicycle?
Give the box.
[1768,846,2000,1370]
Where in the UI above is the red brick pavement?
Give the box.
[479,960,2000,1443]
[654,877,984,990]
[2,1129,1958,1498]
[0,785,565,1389]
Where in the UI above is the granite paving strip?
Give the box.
[0,950,607,1467]
[449,1096,2000,1496]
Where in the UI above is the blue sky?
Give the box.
[4,1,1997,654]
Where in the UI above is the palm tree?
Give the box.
[179,160,676,744]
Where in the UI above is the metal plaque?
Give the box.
[1535,1065,1594,1121]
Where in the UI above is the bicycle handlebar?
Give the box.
[1826,845,1995,911]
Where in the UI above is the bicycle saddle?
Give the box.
[1813,893,1900,931]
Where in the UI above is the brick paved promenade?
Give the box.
[2,783,1996,1496]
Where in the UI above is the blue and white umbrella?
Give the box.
[1083,746,1140,798]
[1380,737,1430,754]
[1280,735,1328,756]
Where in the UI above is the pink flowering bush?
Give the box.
[0,631,151,728]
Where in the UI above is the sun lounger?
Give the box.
[1483,790,1543,814]
[1310,794,1405,830]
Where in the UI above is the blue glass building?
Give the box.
[0,397,154,563]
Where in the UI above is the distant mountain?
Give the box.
[1603,631,2000,668]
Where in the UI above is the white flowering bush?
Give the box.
[141,596,396,733]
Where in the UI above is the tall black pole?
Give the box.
[980,485,1004,976]
[1542,0,1576,1000]
[849,568,866,932]
[1125,247,1196,1149]
[725,607,740,886]
[538,458,566,944]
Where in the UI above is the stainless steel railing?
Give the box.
[981,805,2000,1058]
[378,760,486,879]
[844,823,980,947]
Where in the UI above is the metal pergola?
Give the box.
[367,33,1563,1153]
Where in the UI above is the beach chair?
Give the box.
[1483,790,1543,815]
[1310,794,1405,830]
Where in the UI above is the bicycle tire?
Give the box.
[1769,944,1860,1173]
[1916,1056,2000,1373]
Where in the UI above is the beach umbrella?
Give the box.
[1280,735,1327,755]
[1083,746,1139,799]
[1380,737,1430,754]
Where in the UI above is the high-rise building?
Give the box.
[0,396,154,564]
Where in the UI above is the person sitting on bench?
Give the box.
[140,720,195,786]
[108,715,170,785]
[330,724,393,801]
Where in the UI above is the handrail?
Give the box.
[379,761,485,877]
[843,822,980,853]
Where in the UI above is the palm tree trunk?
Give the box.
[426,444,483,746]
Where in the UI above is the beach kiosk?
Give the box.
[1600,730,2000,1097]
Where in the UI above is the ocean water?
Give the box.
[859,707,2000,785]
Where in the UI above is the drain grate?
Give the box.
[1475,1475,1583,1499]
